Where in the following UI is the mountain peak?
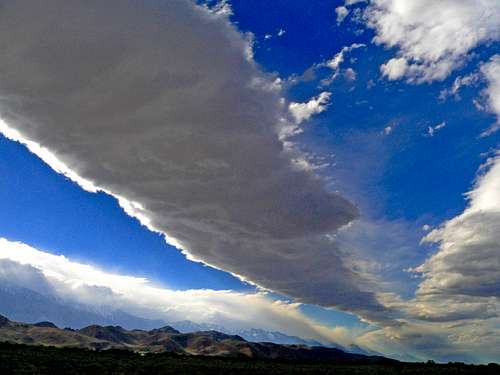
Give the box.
[150,326,180,334]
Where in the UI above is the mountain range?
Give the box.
[0,281,370,353]
[0,313,395,363]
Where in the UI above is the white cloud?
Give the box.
[204,0,233,17]
[318,43,365,85]
[325,43,365,72]
[336,0,368,25]
[289,92,332,125]
[426,121,446,137]
[0,238,358,347]
[345,0,367,5]
[439,73,479,101]
[480,55,500,136]
[366,0,500,83]
[380,57,409,81]
[0,0,382,314]
[336,6,350,25]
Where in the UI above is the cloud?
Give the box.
[439,73,479,101]
[335,219,424,299]
[480,55,500,136]
[284,43,365,88]
[381,152,500,362]
[417,152,500,298]
[358,319,500,363]
[355,4,500,359]
[426,121,446,137]
[0,238,360,347]
[379,57,409,81]
[366,0,500,83]
[209,0,233,17]
[336,6,350,25]
[325,43,365,72]
[289,92,332,125]
[0,258,55,297]
[0,0,384,314]
[319,43,365,85]
[336,0,369,26]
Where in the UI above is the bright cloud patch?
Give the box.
[0,238,356,346]
[0,0,384,314]
[289,92,332,124]
[366,0,500,83]
[480,55,500,135]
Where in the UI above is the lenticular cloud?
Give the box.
[0,1,380,312]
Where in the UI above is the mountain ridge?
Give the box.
[0,314,396,363]
[0,282,366,352]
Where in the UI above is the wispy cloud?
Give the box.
[426,121,446,137]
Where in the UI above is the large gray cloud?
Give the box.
[0,1,382,312]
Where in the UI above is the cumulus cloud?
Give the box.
[379,57,409,81]
[0,238,359,347]
[289,92,332,125]
[0,0,384,314]
[366,0,500,83]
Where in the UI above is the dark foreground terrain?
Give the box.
[1,343,499,375]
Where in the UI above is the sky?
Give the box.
[0,0,499,364]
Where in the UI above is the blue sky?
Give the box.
[0,0,499,363]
